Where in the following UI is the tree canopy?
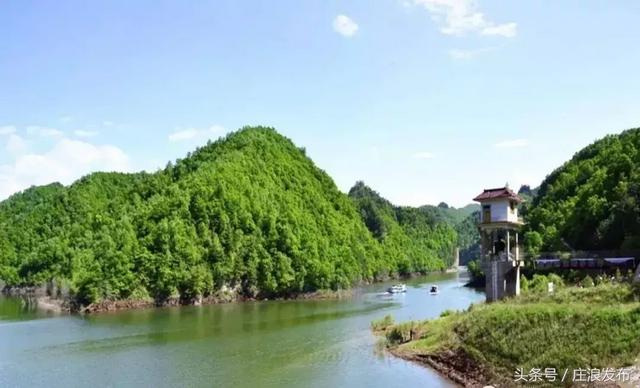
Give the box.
[0,127,459,305]
[348,181,458,274]
[525,127,640,252]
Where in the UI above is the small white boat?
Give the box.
[429,285,439,295]
[388,284,407,294]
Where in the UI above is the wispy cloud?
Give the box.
[26,125,64,137]
[168,125,225,142]
[481,23,517,37]
[74,130,99,138]
[5,134,28,156]
[494,139,529,148]
[413,151,436,159]
[448,46,496,60]
[409,0,517,38]
[333,14,359,37]
[0,125,16,135]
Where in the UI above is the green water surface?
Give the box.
[0,271,483,387]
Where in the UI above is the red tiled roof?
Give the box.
[473,187,522,203]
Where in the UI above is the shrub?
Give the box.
[615,268,623,282]
[440,309,455,318]
[546,273,564,289]
[386,321,422,345]
[520,275,529,292]
[528,274,550,293]
[371,314,395,332]
[582,274,595,288]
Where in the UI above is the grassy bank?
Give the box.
[373,279,640,387]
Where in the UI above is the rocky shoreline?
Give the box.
[1,286,355,314]
[1,268,455,314]
[388,347,492,388]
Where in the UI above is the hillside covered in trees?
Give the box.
[0,127,459,306]
[525,127,640,252]
[422,202,480,265]
[348,183,479,266]
[348,182,457,271]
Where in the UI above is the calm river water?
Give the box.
[0,270,484,388]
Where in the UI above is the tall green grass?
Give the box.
[456,302,640,376]
[378,283,640,383]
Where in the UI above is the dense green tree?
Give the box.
[348,182,458,274]
[526,127,640,251]
[0,127,459,305]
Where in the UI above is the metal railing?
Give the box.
[519,250,640,270]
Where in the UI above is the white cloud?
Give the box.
[481,22,517,38]
[74,130,99,138]
[26,125,64,137]
[410,0,517,37]
[448,46,495,60]
[333,14,359,37]
[0,126,16,135]
[494,139,529,148]
[0,138,130,200]
[168,125,225,142]
[6,134,28,156]
[413,151,436,159]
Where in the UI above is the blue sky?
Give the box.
[1,1,639,206]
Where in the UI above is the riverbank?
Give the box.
[2,267,461,314]
[373,279,640,387]
[1,285,357,314]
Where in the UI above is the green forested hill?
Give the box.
[420,203,480,265]
[0,127,457,305]
[425,202,479,225]
[525,127,640,252]
[456,210,481,264]
[348,182,457,273]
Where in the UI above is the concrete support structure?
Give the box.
[485,260,521,302]
[479,225,522,302]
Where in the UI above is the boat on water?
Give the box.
[387,284,407,294]
[429,285,439,295]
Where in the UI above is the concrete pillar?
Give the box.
[486,259,521,302]
[485,260,501,302]
[505,265,521,297]
[480,222,522,302]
